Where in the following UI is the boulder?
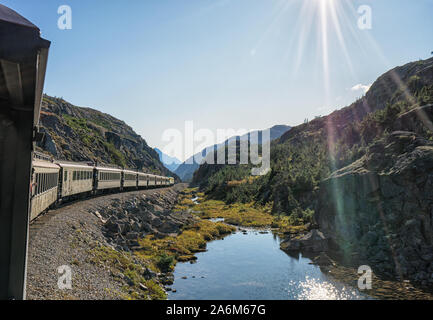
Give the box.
[280,229,328,253]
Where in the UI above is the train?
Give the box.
[30,153,175,221]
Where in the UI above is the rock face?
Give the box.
[37,95,178,178]
[316,131,433,285]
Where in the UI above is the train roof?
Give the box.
[32,159,60,169]
[0,4,39,30]
[95,166,122,172]
[123,169,138,174]
[56,162,94,169]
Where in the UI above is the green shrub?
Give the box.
[156,253,174,273]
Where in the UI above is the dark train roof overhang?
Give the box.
[0,4,50,300]
[0,4,50,125]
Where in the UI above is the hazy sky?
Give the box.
[5,0,433,161]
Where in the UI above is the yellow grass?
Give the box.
[135,219,235,273]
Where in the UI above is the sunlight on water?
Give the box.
[169,230,369,300]
[289,276,363,300]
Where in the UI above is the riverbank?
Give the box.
[27,185,433,300]
[175,188,433,300]
[27,184,235,300]
[176,188,307,234]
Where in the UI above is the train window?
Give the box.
[36,173,40,195]
[35,174,39,194]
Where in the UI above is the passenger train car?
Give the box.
[30,160,60,221]
[30,155,175,221]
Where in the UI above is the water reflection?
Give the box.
[168,228,368,300]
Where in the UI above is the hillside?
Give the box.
[37,95,178,178]
[193,57,433,199]
[174,125,291,182]
[191,57,433,284]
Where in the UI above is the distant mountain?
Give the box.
[37,95,179,180]
[174,125,291,182]
[155,148,182,173]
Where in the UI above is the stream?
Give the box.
[168,225,371,300]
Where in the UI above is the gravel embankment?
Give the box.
[26,184,187,300]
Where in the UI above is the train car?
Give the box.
[30,160,60,221]
[163,177,169,186]
[169,177,175,185]
[96,166,122,191]
[57,162,94,198]
[138,172,149,188]
[147,174,157,187]
[122,169,138,189]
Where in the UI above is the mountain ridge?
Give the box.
[174,124,291,182]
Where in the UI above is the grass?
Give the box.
[175,188,308,234]
[135,219,235,273]
[88,244,167,300]
[103,141,127,167]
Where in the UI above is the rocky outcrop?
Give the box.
[280,229,329,253]
[316,131,433,285]
[92,189,196,252]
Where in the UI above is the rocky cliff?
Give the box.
[316,106,433,285]
[37,95,178,178]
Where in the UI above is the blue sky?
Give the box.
[5,0,433,160]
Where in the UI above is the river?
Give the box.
[168,225,371,300]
